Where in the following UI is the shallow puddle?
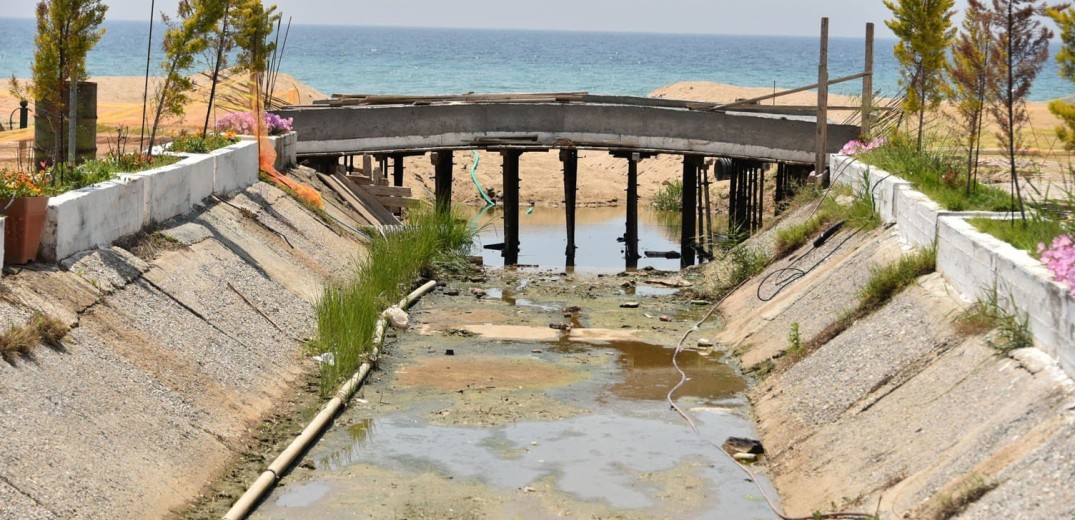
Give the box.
[469,206,685,272]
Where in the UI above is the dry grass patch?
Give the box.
[0,313,70,364]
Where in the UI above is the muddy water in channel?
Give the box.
[253,272,775,519]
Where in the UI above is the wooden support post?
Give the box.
[681,155,698,267]
[561,148,578,267]
[817,17,830,187]
[392,154,405,187]
[502,150,521,266]
[702,161,713,249]
[862,22,875,139]
[433,151,454,212]
[362,154,372,176]
[697,164,706,248]
[756,164,765,230]
[626,152,640,269]
[775,163,787,215]
[728,159,739,237]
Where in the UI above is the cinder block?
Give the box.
[213,140,260,195]
[180,153,215,204]
[123,162,192,226]
[39,176,147,263]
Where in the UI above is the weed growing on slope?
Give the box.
[313,208,474,391]
[957,286,1033,353]
[773,182,879,260]
[859,248,937,313]
[932,473,996,520]
[0,313,70,364]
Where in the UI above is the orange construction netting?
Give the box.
[250,74,323,209]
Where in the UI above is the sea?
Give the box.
[0,17,1069,101]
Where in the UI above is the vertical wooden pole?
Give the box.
[392,154,405,187]
[362,154,372,176]
[702,162,713,249]
[728,160,738,236]
[434,151,454,212]
[817,17,830,186]
[626,152,640,270]
[697,165,705,247]
[681,155,697,267]
[502,150,521,266]
[862,22,875,139]
[561,148,578,267]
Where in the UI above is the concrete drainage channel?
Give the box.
[236,270,783,519]
[224,280,438,520]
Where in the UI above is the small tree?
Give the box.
[1048,6,1075,150]
[230,0,279,137]
[16,0,107,167]
[884,0,957,150]
[146,0,224,154]
[202,0,233,135]
[947,0,996,194]
[987,0,1054,220]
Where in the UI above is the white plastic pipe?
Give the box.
[224,280,438,520]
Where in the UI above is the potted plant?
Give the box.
[0,168,56,264]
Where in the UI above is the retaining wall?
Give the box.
[0,216,4,275]
[36,140,259,264]
[238,132,297,172]
[831,153,1075,379]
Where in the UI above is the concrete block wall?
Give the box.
[39,177,147,263]
[833,154,1075,380]
[36,142,262,264]
[212,140,259,195]
[239,132,297,172]
[938,217,1075,377]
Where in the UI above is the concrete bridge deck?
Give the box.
[277,94,859,164]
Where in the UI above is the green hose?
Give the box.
[470,150,495,207]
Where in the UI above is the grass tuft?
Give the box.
[859,248,937,313]
[650,180,683,212]
[957,286,1033,353]
[970,216,1071,259]
[0,313,70,364]
[859,132,1013,212]
[312,207,474,391]
[932,474,996,520]
[773,182,879,260]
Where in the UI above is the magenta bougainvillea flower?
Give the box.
[215,111,294,136]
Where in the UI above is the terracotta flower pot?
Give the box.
[2,196,49,265]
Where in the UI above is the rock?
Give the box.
[470,288,487,298]
[444,288,461,296]
[722,437,765,455]
[620,302,641,309]
[690,300,711,306]
[620,280,635,288]
[312,352,335,366]
[733,452,758,462]
[697,338,714,348]
[659,315,673,322]
[385,306,409,330]
[564,305,582,313]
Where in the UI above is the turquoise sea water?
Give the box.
[0,18,1069,101]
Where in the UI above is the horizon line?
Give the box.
[0,16,891,40]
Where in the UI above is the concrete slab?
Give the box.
[39,177,147,263]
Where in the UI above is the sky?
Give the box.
[1,0,979,38]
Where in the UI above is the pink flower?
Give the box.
[1039,235,1075,295]
[839,137,886,156]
